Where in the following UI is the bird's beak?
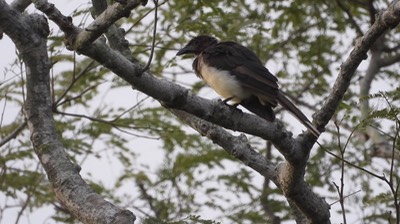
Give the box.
[176,45,194,56]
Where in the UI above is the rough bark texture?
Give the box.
[0,1,136,223]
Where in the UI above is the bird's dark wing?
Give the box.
[201,41,279,107]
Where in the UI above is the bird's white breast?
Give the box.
[199,61,250,104]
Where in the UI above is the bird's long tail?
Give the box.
[276,91,320,138]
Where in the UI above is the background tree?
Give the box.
[1,0,400,223]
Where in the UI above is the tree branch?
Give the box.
[0,121,26,147]
[32,0,146,50]
[314,1,400,131]
[0,1,136,223]
[0,0,31,38]
[378,52,400,67]
[10,0,31,11]
[336,0,364,36]
[76,0,145,50]
[91,0,139,63]
[140,0,158,72]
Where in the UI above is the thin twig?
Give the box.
[14,163,42,224]
[336,0,363,36]
[329,189,361,206]
[125,0,168,34]
[334,121,347,224]
[383,93,400,224]
[136,181,159,218]
[140,0,158,73]
[53,60,96,107]
[56,80,106,107]
[317,137,385,181]
[0,121,27,147]
[54,110,160,139]
[0,93,7,126]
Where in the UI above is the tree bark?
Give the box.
[0,1,136,223]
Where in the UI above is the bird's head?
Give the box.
[176,35,218,56]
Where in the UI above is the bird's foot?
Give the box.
[218,98,238,107]
[217,98,242,114]
[221,96,240,106]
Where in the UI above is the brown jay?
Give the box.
[176,35,320,137]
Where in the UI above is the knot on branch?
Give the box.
[31,131,54,152]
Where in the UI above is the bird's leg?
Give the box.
[219,96,242,114]
[222,96,234,104]
[230,102,240,109]
[222,96,237,106]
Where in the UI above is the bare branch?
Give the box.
[53,60,97,107]
[378,52,400,67]
[334,122,347,224]
[336,0,364,36]
[141,0,158,73]
[33,0,146,50]
[91,0,139,62]
[0,121,27,147]
[75,0,144,50]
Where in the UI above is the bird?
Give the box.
[176,35,320,137]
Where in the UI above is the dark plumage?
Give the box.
[177,35,320,137]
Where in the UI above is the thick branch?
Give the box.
[91,0,138,62]
[10,0,31,11]
[78,37,328,223]
[277,162,331,224]
[0,1,136,223]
